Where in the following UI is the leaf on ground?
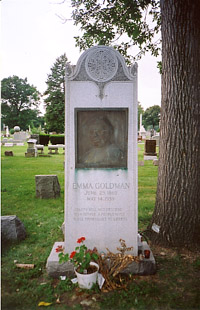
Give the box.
[38,301,53,306]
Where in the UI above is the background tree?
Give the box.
[143,105,160,130]
[149,0,200,248]
[44,54,67,133]
[1,76,41,130]
[67,0,200,248]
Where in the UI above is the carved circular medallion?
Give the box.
[85,47,118,82]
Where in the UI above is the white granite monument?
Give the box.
[46,46,156,278]
[64,45,138,255]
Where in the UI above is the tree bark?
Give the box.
[149,0,200,247]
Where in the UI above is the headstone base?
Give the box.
[46,241,156,278]
[25,152,37,158]
[144,155,157,160]
[46,242,74,278]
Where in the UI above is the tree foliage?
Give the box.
[143,105,160,129]
[1,76,41,130]
[44,54,67,133]
[71,0,161,62]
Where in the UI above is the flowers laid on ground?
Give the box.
[58,237,99,274]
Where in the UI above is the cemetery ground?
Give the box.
[1,144,200,310]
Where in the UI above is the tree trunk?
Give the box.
[149,0,200,248]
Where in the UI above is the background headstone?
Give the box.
[30,134,40,144]
[139,114,146,140]
[35,175,61,199]
[6,126,9,137]
[13,131,27,142]
[5,151,13,156]
[1,215,26,242]
[144,140,157,160]
[2,138,8,145]
[25,139,37,157]
[151,134,160,146]
[153,159,159,166]
[138,161,144,166]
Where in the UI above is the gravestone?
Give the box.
[151,135,160,146]
[46,46,155,277]
[5,151,13,156]
[35,175,61,199]
[13,126,28,143]
[13,131,27,142]
[139,114,146,140]
[31,134,39,144]
[6,126,9,137]
[64,45,138,256]
[153,159,159,166]
[138,161,144,166]
[144,140,157,160]
[25,139,37,157]
[1,215,26,242]
[2,138,8,145]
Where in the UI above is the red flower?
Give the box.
[70,251,76,259]
[77,237,86,244]
[56,245,63,253]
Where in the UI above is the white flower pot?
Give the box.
[75,262,99,289]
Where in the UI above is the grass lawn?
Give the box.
[1,143,200,310]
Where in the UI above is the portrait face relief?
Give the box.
[75,109,128,168]
[88,118,112,148]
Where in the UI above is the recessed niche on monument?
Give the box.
[75,108,128,168]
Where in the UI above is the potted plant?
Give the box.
[58,237,99,289]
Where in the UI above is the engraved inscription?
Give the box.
[85,48,118,82]
[72,182,130,222]
[73,182,130,190]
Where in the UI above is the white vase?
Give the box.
[75,262,99,289]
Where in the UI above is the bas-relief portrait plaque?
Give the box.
[75,109,128,168]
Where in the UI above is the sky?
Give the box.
[1,0,161,115]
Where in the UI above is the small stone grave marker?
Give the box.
[35,175,61,199]
[5,151,13,156]
[1,215,26,242]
